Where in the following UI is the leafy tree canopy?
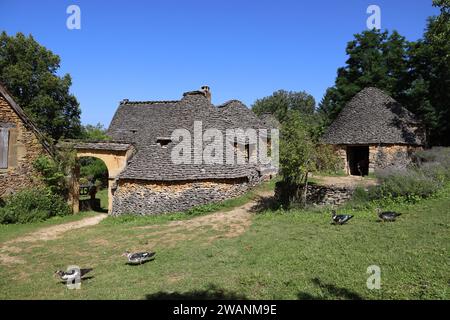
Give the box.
[279,111,316,185]
[319,0,450,146]
[318,29,410,122]
[0,32,81,142]
[252,90,316,123]
[81,123,110,141]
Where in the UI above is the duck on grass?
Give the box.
[123,251,156,265]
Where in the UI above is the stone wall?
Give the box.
[0,95,47,198]
[373,145,420,171]
[332,144,421,175]
[333,146,348,173]
[306,185,354,206]
[111,177,256,215]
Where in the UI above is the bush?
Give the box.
[370,169,440,201]
[352,147,450,204]
[33,156,68,196]
[0,188,71,224]
[314,144,342,174]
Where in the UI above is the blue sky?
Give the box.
[0,0,439,126]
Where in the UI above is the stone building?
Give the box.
[74,86,278,215]
[0,83,52,198]
[321,87,425,176]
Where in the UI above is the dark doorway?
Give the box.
[347,146,369,176]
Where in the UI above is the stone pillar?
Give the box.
[368,145,377,174]
[107,178,114,213]
[68,164,80,214]
[334,145,349,175]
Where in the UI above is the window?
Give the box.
[233,142,251,161]
[156,137,172,147]
[245,144,250,160]
[0,128,9,169]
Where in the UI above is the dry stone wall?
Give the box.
[0,95,47,197]
[111,174,261,215]
[306,185,354,206]
[333,144,421,174]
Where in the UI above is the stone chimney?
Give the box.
[201,85,211,102]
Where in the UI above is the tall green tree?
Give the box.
[318,29,410,122]
[406,0,450,145]
[0,32,81,141]
[252,90,316,123]
[320,0,450,146]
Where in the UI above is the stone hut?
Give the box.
[86,86,278,215]
[0,83,52,198]
[321,87,425,175]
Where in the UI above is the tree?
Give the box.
[252,90,316,123]
[81,123,110,141]
[0,32,81,141]
[406,0,450,145]
[320,1,450,146]
[318,29,411,123]
[278,111,316,206]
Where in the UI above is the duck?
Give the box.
[377,209,401,222]
[331,210,354,225]
[54,268,93,282]
[122,251,156,265]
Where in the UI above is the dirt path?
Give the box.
[0,189,274,265]
[0,214,107,264]
[134,190,274,247]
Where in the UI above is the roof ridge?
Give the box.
[120,99,179,105]
[216,99,242,108]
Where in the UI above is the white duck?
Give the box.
[122,251,156,265]
[54,268,92,281]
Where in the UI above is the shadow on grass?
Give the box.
[145,284,247,300]
[249,195,280,213]
[297,278,363,300]
[58,276,95,285]
[125,257,155,266]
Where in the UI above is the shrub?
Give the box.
[33,155,67,196]
[370,169,440,201]
[314,144,342,174]
[0,188,71,224]
[351,147,450,204]
[351,186,371,205]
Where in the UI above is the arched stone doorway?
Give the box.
[68,142,134,214]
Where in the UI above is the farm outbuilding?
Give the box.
[0,83,52,198]
[321,87,426,176]
[69,86,278,215]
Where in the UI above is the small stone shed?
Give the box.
[73,87,277,215]
[321,87,425,176]
[0,83,52,198]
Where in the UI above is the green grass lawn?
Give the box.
[0,182,448,299]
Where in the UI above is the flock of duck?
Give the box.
[331,208,402,225]
[54,209,401,283]
[54,251,156,283]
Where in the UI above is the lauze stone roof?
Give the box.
[107,90,271,181]
[321,87,425,146]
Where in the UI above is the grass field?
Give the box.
[0,182,448,299]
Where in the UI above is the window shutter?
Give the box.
[0,128,9,169]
